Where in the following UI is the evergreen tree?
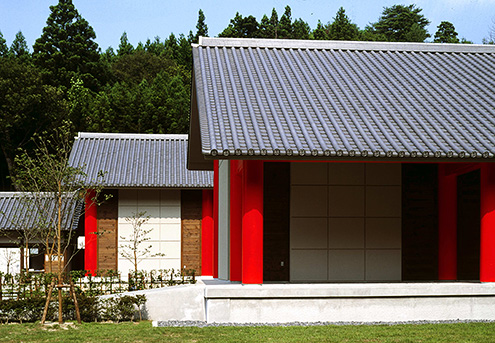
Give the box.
[0,58,66,187]
[279,6,293,38]
[328,7,359,41]
[33,0,102,91]
[259,8,279,38]
[312,20,330,40]
[0,31,9,57]
[194,9,208,43]
[434,21,460,43]
[10,31,29,58]
[371,4,430,42]
[292,19,311,39]
[117,32,134,56]
[219,12,259,38]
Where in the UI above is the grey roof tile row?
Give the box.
[192,37,495,161]
[69,133,213,188]
[0,192,81,231]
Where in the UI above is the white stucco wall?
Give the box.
[290,163,402,282]
[118,189,181,274]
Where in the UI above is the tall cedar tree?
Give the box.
[0,31,8,56]
[259,8,279,38]
[278,6,293,38]
[372,4,430,42]
[194,10,208,43]
[10,31,29,58]
[328,7,360,40]
[117,32,134,56]
[434,21,460,43]
[33,0,103,91]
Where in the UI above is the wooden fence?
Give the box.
[0,269,196,300]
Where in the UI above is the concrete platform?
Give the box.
[133,278,495,324]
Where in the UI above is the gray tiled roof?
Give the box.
[191,37,495,162]
[0,192,81,231]
[69,133,213,188]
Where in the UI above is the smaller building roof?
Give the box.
[0,192,81,231]
[69,133,213,188]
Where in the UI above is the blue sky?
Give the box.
[0,0,494,50]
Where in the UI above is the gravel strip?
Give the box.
[153,319,495,328]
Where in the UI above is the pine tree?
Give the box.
[33,0,102,91]
[371,4,430,42]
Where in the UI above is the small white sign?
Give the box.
[78,236,85,249]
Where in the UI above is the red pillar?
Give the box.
[438,164,458,280]
[480,163,495,282]
[201,189,214,276]
[213,160,219,278]
[241,160,263,284]
[84,190,98,275]
[230,160,243,281]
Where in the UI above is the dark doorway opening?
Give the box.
[457,170,481,281]
[263,162,290,282]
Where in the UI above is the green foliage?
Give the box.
[10,31,29,58]
[0,57,66,187]
[259,9,279,38]
[434,21,460,43]
[194,9,208,43]
[117,32,134,56]
[32,0,103,91]
[219,12,260,38]
[371,4,430,42]
[0,31,8,57]
[328,7,360,41]
[278,6,293,39]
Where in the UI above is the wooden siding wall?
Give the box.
[97,190,118,271]
[263,162,290,281]
[402,164,438,281]
[181,190,202,274]
[457,170,480,281]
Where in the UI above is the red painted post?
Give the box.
[84,190,98,275]
[438,164,458,280]
[230,160,243,281]
[241,160,264,284]
[213,160,219,278]
[480,163,495,282]
[201,190,214,276]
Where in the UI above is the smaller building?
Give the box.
[0,192,82,273]
[68,133,213,275]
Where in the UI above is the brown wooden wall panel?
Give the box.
[263,162,290,282]
[402,164,439,281]
[97,190,118,271]
[457,170,480,281]
[181,190,202,274]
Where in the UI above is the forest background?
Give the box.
[1,0,494,190]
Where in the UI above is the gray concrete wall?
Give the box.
[129,281,495,324]
[217,160,230,280]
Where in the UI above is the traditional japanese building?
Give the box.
[68,133,213,275]
[188,37,495,285]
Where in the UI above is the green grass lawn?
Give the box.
[1,321,495,343]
